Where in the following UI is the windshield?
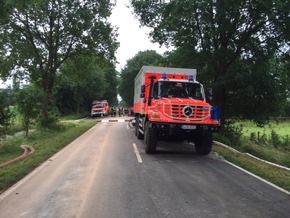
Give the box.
[153,81,205,100]
[92,103,104,108]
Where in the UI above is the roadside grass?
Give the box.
[215,133,290,168]
[212,145,290,192]
[0,141,23,163]
[213,120,290,192]
[0,121,96,194]
[60,113,89,120]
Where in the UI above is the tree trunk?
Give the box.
[24,119,29,137]
[76,99,80,114]
[40,69,55,126]
[213,62,228,133]
[214,88,227,133]
[40,94,49,121]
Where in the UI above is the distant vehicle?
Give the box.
[91,100,109,117]
[133,66,220,155]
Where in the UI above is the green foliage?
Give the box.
[130,0,289,128]
[0,0,10,20]
[14,85,42,136]
[0,90,13,138]
[238,120,290,151]
[61,113,88,121]
[37,104,61,131]
[249,130,290,151]
[55,58,118,115]
[222,119,243,146]
[224,56,289,124]
[119,50,164,106]
[103,67,118,107]
[55,54,114,115]
[214,119,290,172]
[284,101,290,117]
[0,0,118,124]
[131,0,287,54]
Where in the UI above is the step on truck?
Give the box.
[133,66,220,155]
[91,100,109,117]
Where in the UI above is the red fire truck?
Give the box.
[91,100,109,117]
[133,66,220,155]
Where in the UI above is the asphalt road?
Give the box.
[0,117,289,218]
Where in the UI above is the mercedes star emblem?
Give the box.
[183,106,193,117]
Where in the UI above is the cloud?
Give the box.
[109,1,168,71]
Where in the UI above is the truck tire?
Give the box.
[194,132,213,155]
[135,116,144,139]
[144,121,157,154]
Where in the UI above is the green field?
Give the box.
[240,120,290,138]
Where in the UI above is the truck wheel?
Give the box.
[194,132,213,155]
[144,121,157,154]
[135,116,144,139]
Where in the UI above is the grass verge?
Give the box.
[212,144,290,193]
[0,121,96,194]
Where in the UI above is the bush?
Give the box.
[249,128,290,150]
[283,101,290,117]
[0,90,13,138]
[223,119,243,146]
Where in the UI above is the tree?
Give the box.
[119,50,163,106]
[103,66,118,107]
[225,55,289,124]
[0,0,118,126]
[0,89,13,139]
[0,0,11,20]
[55,54,109,114]
[130,0,289,129]
[14,85,42,137]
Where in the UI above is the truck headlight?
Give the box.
[150,112,162,120]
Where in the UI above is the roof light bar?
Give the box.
[162,73,166,79]
[189,75,194,81]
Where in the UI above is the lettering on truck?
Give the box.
[133,66,220,155]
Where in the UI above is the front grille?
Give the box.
[164,104,210,121]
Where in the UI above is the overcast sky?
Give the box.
[0,1,168,88]
[110,0,168,71]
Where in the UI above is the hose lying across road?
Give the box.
[0,145,35,169]
[127,119,135,129]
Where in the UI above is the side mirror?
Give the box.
[141,85,145,93]
[140,85,145,98]
[207,88,213,101]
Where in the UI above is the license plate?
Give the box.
[181,125,196,130]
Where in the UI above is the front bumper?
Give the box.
[91,111,105,116]
[152,122,221,132]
